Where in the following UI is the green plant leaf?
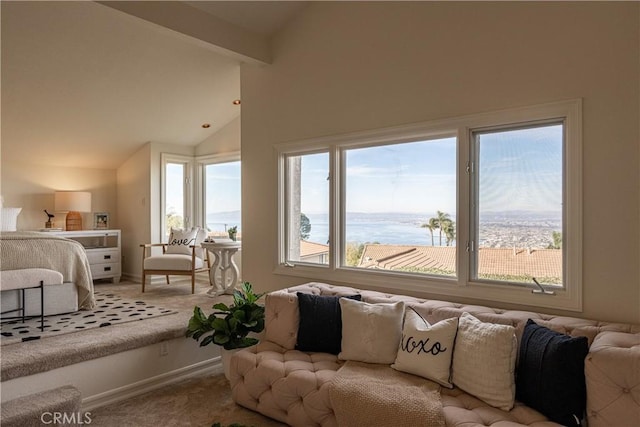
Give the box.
[212,302,230,312]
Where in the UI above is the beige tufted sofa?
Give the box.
[229,282,640,426]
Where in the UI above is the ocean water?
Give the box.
[207,211,561,248]
[306,213,440,246]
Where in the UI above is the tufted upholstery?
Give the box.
[230,282,640,426]
[585,332,640,426]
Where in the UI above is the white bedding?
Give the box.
[0,231,95,309]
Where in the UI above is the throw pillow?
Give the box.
[451,312,517,411]
[392,308,458,388]
[338,298,405,364]
[166,227,199,255]
[516,319,589,426]
[1,207,22,231]
[295,293,362,355]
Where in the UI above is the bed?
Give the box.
[0,231,95,314]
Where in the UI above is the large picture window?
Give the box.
[204,160,241,239]
[277,100,582,311]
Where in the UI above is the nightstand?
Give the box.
[44,229,121,284]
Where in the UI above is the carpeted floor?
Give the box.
[1,277,231,381]
[89,373,286,427]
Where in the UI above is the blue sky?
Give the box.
[300,124,563,217]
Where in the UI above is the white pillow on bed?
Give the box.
[1,207,22,231]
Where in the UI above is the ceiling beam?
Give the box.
[98,1,271,64]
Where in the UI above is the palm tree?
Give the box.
[420,217,438,246]
[442,219,456,246]
[433,211,451,246]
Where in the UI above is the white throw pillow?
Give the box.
[338,298,405,364]
[392,309,458,388]
[451,312,517,411]
[1,207,22,231]
[166,227,200,255]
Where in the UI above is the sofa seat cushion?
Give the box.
[442,388,562,427]
[230,341,342,427]
[143,254,203,270]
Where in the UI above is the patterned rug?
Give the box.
[0,290,177,345]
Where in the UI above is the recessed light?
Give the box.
[202,123,211,128]
[233,99,241,105]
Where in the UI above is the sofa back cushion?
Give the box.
[265,291,301,349]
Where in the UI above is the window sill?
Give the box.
[273,264,582,313]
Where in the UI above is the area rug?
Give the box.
[0,290,177,345]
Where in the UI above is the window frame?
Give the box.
[160,153,194,242]
[276,99,582,311]
[196,152,241,236]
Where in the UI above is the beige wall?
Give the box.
[195,116,240,156]
[116,143,151,279]
[0,160,117,231]
[241,2,640,323]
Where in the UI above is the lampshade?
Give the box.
[54,191,92,230]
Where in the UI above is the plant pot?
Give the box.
[220,348,241,381]
[228,232,237,241]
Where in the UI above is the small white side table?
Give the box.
[201,241,241,296]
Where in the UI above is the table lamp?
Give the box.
[54,191,92,231]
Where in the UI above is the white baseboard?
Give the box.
[82,356,222,411]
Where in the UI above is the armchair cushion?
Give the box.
[143,254,204,270]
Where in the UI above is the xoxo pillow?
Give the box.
[392,308,458,388]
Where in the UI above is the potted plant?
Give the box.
[186,282,265,379]
[227,226,238,241]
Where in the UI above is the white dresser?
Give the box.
[45,229,121,284]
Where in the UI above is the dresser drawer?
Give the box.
[86,249,120,264]
[90,262,121,279]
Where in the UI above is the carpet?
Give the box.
[0,290,177,345]
[88,373,286,427]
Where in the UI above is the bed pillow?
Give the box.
[166,227,199,255]
[295,293,362,354]
[516,319,589,426]
[1,207,22,231]
[338,298,405,364]
[392,308,458,388]
[451,312,517,411]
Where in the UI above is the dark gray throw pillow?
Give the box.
[295,292,361,355]
[516,319,589,426]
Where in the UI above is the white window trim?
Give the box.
[275,99,582,312]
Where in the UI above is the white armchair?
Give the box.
[140,227,210,294]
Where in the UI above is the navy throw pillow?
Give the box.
[516,319,589,426]
[295,292,361,355]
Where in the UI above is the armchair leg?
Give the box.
[191,273,195,294]
[166,275,170,285]
[142,273,146,293]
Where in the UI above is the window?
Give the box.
[472,123,563,287]
[277,100,581,311]
[343,138,457,277]
[161,154,193,240]
[204,160,241,239]
[284,152,330,265]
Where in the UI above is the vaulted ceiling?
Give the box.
[1,1,306,169]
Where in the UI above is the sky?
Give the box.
[165,161,241,217]
[299,124,563,217]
